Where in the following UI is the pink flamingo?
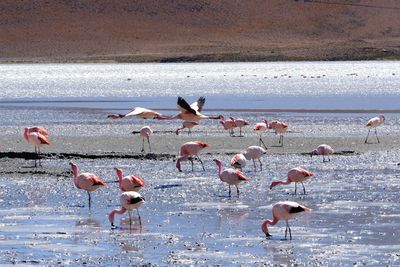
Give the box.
[230,117,249,136]
[156,96,222,122]
[268,120,288,146]
[261,201,311,240]
[23,127,50,167]
[108,107,161,119]
[253,120,268,149]
[270,167,314,194]
[108,191,145,229]
[137,126,153,153]
[220,116,237,136]
[115,168,145,192]
[243,146,267,171]
[311,144,334,162]
[176,141,210,172]
[365,114,385,143]
[69,162,107,209]
[213,159,250,197]
[230,153,247,170]
[175,121,199,135]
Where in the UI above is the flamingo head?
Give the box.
[197,142,210,148]
[310,149,318,157]
[269,181,279,190]
[219,115,225,121]
[261,221,272,239]
[69,162,76,168]
[114,167,122,174]
[213,159,222,166]
[379,114,385,121]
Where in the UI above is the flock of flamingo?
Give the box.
[22,96,385,240]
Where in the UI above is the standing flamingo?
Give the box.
[230,153,247,170]
[261,201,311,240]
[137,126,153,153]
[311,144,334,162]
[115,168,145,192]
[220,117,237,136]
[156,96,222,122]
[268,120,288,146]
[108,107,161,119]
[23,127,50,167]
[270,167,314,194]
[254,120,268,149]
[176,141,210,172]
[213,159,250,197]
[365,114,385,143]
[242,146,267,171]
[230,117,249,136]
[108,191,145,229]
[69,162,107,209]
[175,121,199,135]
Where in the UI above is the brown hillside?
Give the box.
[0,0,399,62]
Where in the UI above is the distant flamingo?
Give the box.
[137,126,153,153]
[365,114,385,143]
[213,159,250,197]
[230,117,249,136]
[270,167,314,194]
[268,120,288,146]
[230,153,247,170]
[311,144,334,162]
[261,201,311,240]
[220,116,236,136]
[23,127,50,167]
[156,96,222,122]
[108,107,161,119]
[254,120,268,149]
[69,162,107,209]
[115,168,145,192]
[108,191,145,229]
[176,141,210,172]
[243,146,267,171]
[175,121,199,135]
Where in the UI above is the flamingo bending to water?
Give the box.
[270,167,314,194]
[261,201,311,240]
[242,146,267,172]
[365,114,385,143]
[176,141,210,172]
[108,191,145,229]
[176,121,199,135]
[213,159,250,197]
[253,120,268,149]
[268,120,288,146]
[230,117,249,136]
[23,127,50,167]
[230,153,247,170]
[137,126,153,153]
[220,117,236,136]
[115,168,145,192]
[108,107,161,119]
[311,144,334,162]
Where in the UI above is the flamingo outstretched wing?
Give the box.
[191,96,205,112]
[177,97,197,115]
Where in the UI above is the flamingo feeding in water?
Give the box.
[23,126,50,167]
[213,159,250,197]
[230,153,247,170]
[108,191,145,229]
[176,141,210,172]
[230,117,249,136]
[268,120,288,146]
[220,116,236,136]
[108,107,161,119]
[137,126,153,153]
[310,144,334,162]
[365,114,385,143]
[270,167,314,194]
[175,121,199,135]
[242,146,267,172]
[254,120,268,149]
[261,201,311,240]
[69,162,107,209]
[115,168,145,192]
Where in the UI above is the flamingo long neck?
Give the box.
[71,164,80,188]
[261,215,280,234]
[108,207,127,224]
[272,180,291,188]
[216,161,223,178]
[23,128,29,141]
[116,170,124,190]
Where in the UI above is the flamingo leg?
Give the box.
[322,155,327,163]
[258,158,263,171]
[294,183,297,195]
[375,128,380,143]
[141,138,145,153]
[228,185,231,197]
[252,159,257,172]
[137,208,142,227]
[188,128,191,136]
[288,223,292,240]
[128,211,132,231]
[284,223,288,240]
[239,127,243,137]
[197,156,205,171]
[87,191,91,210]
[38,147,42,167]
[190,158,194,171]
[279,135,284,147]
[34,146,38,167]
[235,185,240,197]
[259,137,267,150]
[301,182,306,194]
[365,128,371,143]
[147,137,151,152]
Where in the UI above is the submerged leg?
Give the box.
[87,191,91,210]
[197,156,205,171]
[235,185,240,197]
[259,137,267,150]
[228,185,231,197]
[38,147,42,167]
[190,158,194,171]
[301,182,306,194]
[253,159,257,172]
[365,128,371,143]
[137,209,142,227]
[128,211,132,230]
[34,146,38,167]
[141,138,145,153]
[294,183,297,195]
[147,137,151,152]
[188,128,191,136]
[375,128,380,143]
[258,158,263,171]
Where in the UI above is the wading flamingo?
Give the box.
[243,146,267,172]
[115,168,145,192]
[176,121,199,135]
[156,96,222,122]
[268,120,288,146]
[23,127,50,167]
[365,114,385,143]
[230,117,249,136]
[230,153,247,170]
[176,141,210,172]
[69,162,107,209]
[261,201,311,240]
[311,144,334,162]
[270,167,314,194]
[108,107,161,119]
[137,126,153,153]
[213,159,250,197]
[108,191,145,229]
[220,117,236,136]
[254,120,268,149]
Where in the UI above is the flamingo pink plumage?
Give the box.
[69,162,107,209]
[220,116,236,136]
[115,168,145,192]
[253,120,268,149]
[268,120,288,146]
[176,141,210,172]
[365,114,385,143]
[242,146,267,171]
[230,153,247,170]
[138,126,153,153]
[23,127,50,167]
[230,117,249,136]
[213,159,250,197]
[261,201,311,240]
[175,121,199,135]
[311,144,334,162]
[108,107,161,119]
[270,167,314,194]
[108,191,145,229]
